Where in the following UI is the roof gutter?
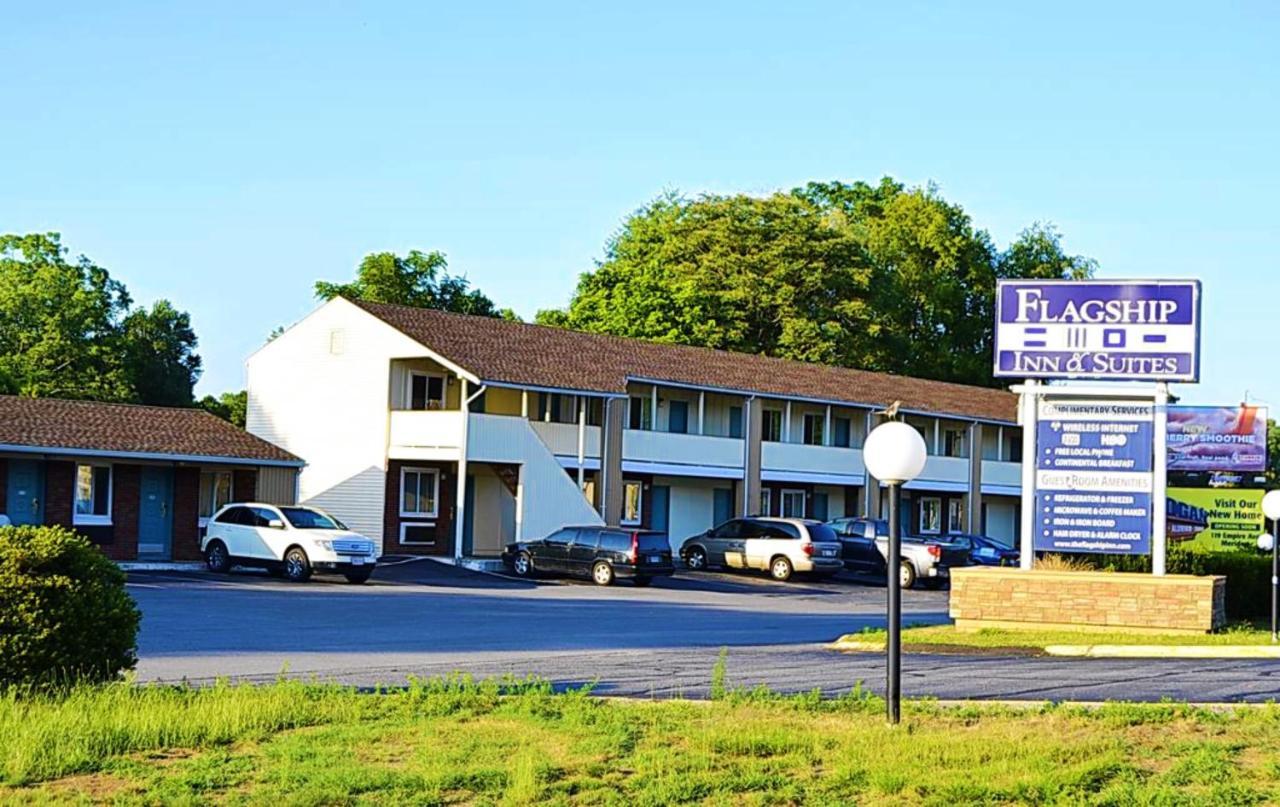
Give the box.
[0,444,306,468]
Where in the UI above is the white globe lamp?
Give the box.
[863,421,928,485]
[1263,489,1280,643]
[1257,533,1274,553]
[1263,490,1280,522]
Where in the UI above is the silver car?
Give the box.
[679,517,844,581]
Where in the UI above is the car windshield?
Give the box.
[806,523,840,543]
[280,507,346,530]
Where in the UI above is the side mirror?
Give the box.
[268,518,286,529]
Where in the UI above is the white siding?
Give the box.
[246,298,436,548]
[657,476,722,552]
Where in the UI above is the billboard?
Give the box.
[1034,399,1153,554]
[1166,488,1264,553]
[994,279,1201,382]
[1167,405,1268,473]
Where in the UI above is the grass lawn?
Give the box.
[5,676,1280,804]
[838,621,1277,654]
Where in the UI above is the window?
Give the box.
[400,524,439,546]
[582,479,597,507]
[713,520,746,539]
[1006,428,1024,462]
[408,373,446,410]
[919,497,942,534]
[545,528,576,547]
[198,471,233,520]
[948,499,965,533]
[762,410,783,442]
[802,413,825,446]
[833,416,852,448]
[781,489,806,518]
[943,427,968,458]
[760,487,774,516]
[214,506,249,524]
[281,507,346,530]
[622,481,643,525]
[328,328,345,355]
[759,521,802,539]
[628,396,652,430]
[400,467,440,517]
[74,464,111,524]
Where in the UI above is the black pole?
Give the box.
[887,482,901,724]
[1272,516,1277,644]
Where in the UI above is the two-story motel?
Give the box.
[247,298,1024,565]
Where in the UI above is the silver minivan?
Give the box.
[679,517,844,581]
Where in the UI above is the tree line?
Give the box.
[1,176,1098,427]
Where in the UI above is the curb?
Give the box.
[828,639,1280,659]
[119,561,205,572]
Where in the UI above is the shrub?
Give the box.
[0,525,140,690]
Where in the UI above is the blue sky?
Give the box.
[3,2,1276,407]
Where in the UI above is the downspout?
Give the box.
[454,380,487,561]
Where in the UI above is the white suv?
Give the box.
[202,503,378,583]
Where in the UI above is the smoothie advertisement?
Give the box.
[1166,487,1264,552]
[1167,405,1268,473]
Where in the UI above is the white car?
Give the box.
[202,503,378,583]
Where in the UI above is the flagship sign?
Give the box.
[994,280,1201,382]
[1034,399,1155,554]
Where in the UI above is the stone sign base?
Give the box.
[949,566,1227,635]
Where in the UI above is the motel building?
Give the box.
[0,396,302,561]
[247,299,1026,565]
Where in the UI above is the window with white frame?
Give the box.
[198,471,233,520]
[919,496,942,534]
[948,498,965,533]
[408,372,447,411]
[762,410,783,442]
[400,467,440,517]
[628,396,652,430]
[74,464,112,524]
[760,487,774,516]
[781,489,806,518]
[942,425,968,458]
[622,481,643,525]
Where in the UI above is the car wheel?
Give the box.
[770,556,794,582]
[685,547,708,571]
[633,576,652,587]
[344,568,373,584]
[283,547,312,583]
[512,551,534,577]
[592,561,615,586]
[205,540,231,574]
[899,561,917,590]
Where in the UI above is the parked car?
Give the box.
[679,517,844,581]
[827,517,968,589]
[202,503,378,583]
[940,532,1020,566]
[503,526,675,586]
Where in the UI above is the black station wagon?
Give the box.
[502,526,675,586]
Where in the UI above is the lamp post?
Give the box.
[1260,490,1280,643]
[862,420,928,724]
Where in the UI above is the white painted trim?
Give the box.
[399,521,441,546]
[405,370,448,411]
[399,466,441,518]
[72,462,113,525]
[918,495,943,534]
[621,479,643,525]
[780,488,806,518]
[0,444,303,468]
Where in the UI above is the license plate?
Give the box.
[648,555,662,563]
[822,549,836,557]
[351,557,365,566]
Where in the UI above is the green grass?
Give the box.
[5,676,1280,804]
[840,621,1277,652]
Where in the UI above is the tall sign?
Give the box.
[995,280,1202,382]
[1034,399,1155,554]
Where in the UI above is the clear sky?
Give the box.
[3,2,1276,407]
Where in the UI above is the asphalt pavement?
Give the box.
[127,561,1280,703]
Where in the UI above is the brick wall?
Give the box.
[172,467,202,561]
[102,464,140,561]
[44,461,75,528]
[383,459,454,556]
[949,566,1227,634]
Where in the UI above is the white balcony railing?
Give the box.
[529,421,602,458]
[388,410,465,460]
[761,442,864,480]
[623,429,744,471]
[981,460,1022,490]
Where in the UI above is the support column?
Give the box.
[1152,383,1169,576]
[1019,381,1039,570]
[698,391,706,436]
[967,422,984,534]
[783,401,792,442]
[602,397,625,525]
[741,397,763,517]
[864,411,882,519]
[454,378,469,559]
[577,397,586,492]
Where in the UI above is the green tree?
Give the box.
[198,390,247,428]
[538,178,1096,387]
[316,250,517,319]
[0,232,203,404]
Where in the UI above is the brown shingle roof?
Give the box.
[0,396,302,464]
[354,301,1017,423]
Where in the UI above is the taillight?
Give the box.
[927,545,942,560]
[629,532,638,563]
[802,543,815,556]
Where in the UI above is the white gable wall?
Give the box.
[246,299,434,547]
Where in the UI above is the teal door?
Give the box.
[138,467,174,559]
[813,492,829,522]
[6,460,44,525]
[461,475,476,556]
[651,485,670,535]
[713,488,733,526]
[668,401,688,434]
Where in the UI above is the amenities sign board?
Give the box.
[994,280,1201,382]
[1166,488,1264,552]
[1167,405,1268,473]
[1034,399,1154,554]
